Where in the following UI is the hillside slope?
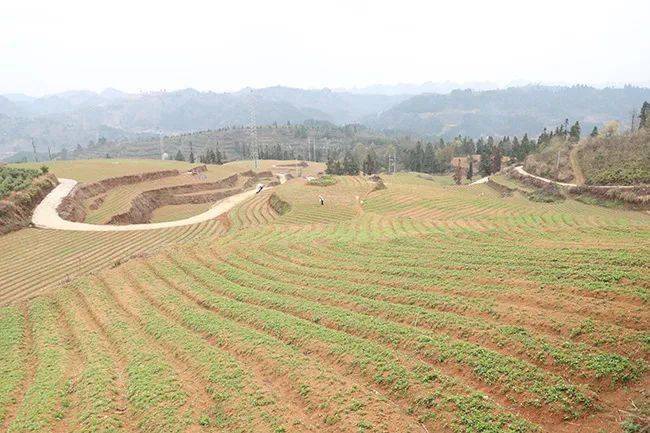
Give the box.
[575,129,650,185]
[524,130,650,186]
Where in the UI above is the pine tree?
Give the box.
[175,150,185,161]
[342,150,359,175]
[189,151,195,163]
[466,155,473,180]
[590,126,599,137]
[362,148,379,174]
[479,152,491,176]
[569,121,581,142]
[640,101,650,130]
[491,146,502,174]
[423,143,435,174]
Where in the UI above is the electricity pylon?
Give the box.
[249,90,259,169]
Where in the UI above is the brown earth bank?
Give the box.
[507,166,650,209]
[0,174,58,235]
[268,193,291,215]
[486,178,516,196]
[108,171,276,225]
[276,161,309,167]
[57,169,181,221]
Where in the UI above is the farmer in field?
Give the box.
[319,195,325,205]
[256,183,264,194]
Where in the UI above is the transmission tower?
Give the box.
[159,135,164,160]
[249,90,259,169]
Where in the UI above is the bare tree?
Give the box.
[31,138,38,162]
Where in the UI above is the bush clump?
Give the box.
[307,175,337,187]
[0,167,41,199]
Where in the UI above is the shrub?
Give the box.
[0,167,41,199]
[308,175,337,186]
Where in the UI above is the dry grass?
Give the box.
[575,130,650,185]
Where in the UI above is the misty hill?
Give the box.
[2,85,650,160]
[0,87,405,158]
[366,85,650,138]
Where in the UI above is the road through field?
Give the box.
[32,175,286,231]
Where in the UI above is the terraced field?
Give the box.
[0,171,648,433]
[82,162,251,224]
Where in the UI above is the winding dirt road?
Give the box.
[513,166,577,187]
[32,174,287,232]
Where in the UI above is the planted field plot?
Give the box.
[10,159,199,183]
[0,219,227,304]
[68,160,283,224]
[0,172,648,433]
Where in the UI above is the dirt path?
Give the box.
[513,166,577,187]
[469,176,489,185]
[513,166,643,189]
[32,175,286,232]
[569,146,586,185]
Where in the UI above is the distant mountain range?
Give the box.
[2,84,649,160]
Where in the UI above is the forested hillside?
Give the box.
[3,85,649,161]
[366,85,650,137]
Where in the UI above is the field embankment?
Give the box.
[57,169,181,222]
[508,166,650,208]
[0,173,58,235]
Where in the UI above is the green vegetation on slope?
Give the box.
[575,129,650,185]
[0,167,41,199]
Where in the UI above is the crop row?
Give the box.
[0,219,226,305]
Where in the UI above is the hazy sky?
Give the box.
[2,0,649,96]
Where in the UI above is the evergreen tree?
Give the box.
[362,148,379,174]
[423,143,435,174]
[569,121,581,142]
[640,101,650,130]
[175,150,185,161]
[325,157,342,175]
[479,152,491,176]
[491,146,502,173]
[590,126,599,137]
[189,151,195,163]
[466,155,473,180]
[342,150,359,175]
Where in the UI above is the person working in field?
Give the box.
[319,195,325,205]
[256,183,264,194]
